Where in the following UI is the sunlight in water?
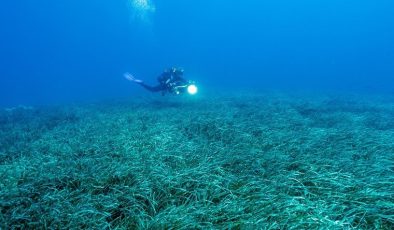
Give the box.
[127,0,156,25]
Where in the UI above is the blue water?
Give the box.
[1,0,393,107]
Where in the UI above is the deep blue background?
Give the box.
[1,0,393,107]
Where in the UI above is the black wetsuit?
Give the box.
[138,69,188,94]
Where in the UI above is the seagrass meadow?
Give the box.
[0,92,393,229]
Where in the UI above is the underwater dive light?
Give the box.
[187,84,198,95]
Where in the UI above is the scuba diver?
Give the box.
[124,67,198,95]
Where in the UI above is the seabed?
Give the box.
[1,92,393,229]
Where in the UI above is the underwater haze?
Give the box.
[1,0,394,107]
[1,1,394,229]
